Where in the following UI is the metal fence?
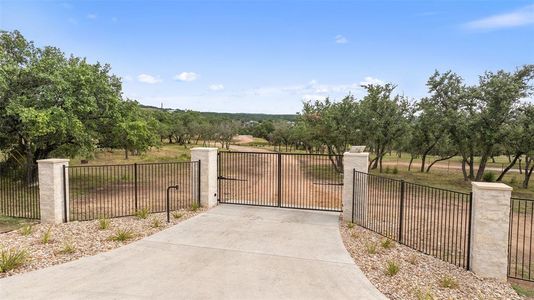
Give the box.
[508,197,534,282]
[352,170,472,269]
[0,167,40,219]
[218,151,342,211]
[66,161,200,221]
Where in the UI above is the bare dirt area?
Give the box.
[340,222,522,300]
[0,208,204,278]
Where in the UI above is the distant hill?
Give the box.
[139,104,297,122]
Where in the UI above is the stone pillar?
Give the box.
[191,148,218,208]
[37,159,69,224]
[342,149,369,223]
[470,182,512,280]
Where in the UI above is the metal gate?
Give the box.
[217,151,342,211]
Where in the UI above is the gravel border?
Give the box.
[0,208,204,278]
[340,223,522,299]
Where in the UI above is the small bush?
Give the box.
[483,171,496,182]
[41,226,53,244]
[59,241,76,255]
[19,224,33,236]
[381,238,395,249]
[438,276,458,289]
[190,203,200,212]
[347,222,354,229]
[109,229,135,242]
[98,217,110,230]
[392,167,399,174]
[172,211,183,219]
[385,166,391,174]
[0,248,28,273]
[135,208,150,219]
[366,243,377,254]
[385,260,400,276]
[415,289,434,300]
[151,218,161,228]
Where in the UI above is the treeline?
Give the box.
[245,67,534,188]
[0,31,239,178]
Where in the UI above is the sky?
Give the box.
[1,0,533,114]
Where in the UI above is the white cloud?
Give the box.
[335,34,348,44]
[137,74,161,84]
[359,76,385,86]
[209,84,224,91]
[87,13,97,20]
[174,72,199,82]
[465,5,534,30]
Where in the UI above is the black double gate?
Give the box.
[217,151,343,211]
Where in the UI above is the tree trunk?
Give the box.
[408,156,414,171]
[124,148,129,159]
[497,153,522,181]
[461,158,469,181]
[523,157,533,189]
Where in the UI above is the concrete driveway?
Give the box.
[0,205,385,300]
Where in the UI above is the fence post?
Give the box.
[342,146,369,223]
[37,159,70,224]
[470,182,512,280]
[134,163,138,211]
[191,148,218,208]
[277,153,282,207]
[398,180,405,242]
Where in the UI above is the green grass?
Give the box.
[98,217,110,230]
[135,208,150,219]
[41,226,53,244]
[381,238,395,249]
[19,224,32,236]
[366,243,378,254]
[0,248,28,273]
[385,260,400,276]
[59,241,76,255]
[512,283,534,297]
[172,211,183,219]
[438,276,459,289]
[0,216,33,233]
[190,203,200,212]
[109,228,135,242]
[303,165,342,182]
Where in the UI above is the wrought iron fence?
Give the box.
[66,161,200,221]
[218,151,342,211]
[508,197,534,282]
[352,170,472,269]
[0,167,40,219]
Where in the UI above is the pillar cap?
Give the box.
[343,152,369,157]
[472,181,513,191]
[191,147,218,152]
[37,158,70,164]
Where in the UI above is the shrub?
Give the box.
[151,218,161,228]
[415,289,434,300]
[98,217,110,230]
[59,241,76,255]
[347,222,354,229]
[385,166,391,174]
[172,211,183,219]
[135,208,150,219]
[190,203,200,212]
[0,248,28,273]
[385,260,400,276]
[438,276,458,289]
[483,171,496,182]
[366,243,377,254]
[41,226,53,244]
[19,224,32,236]
[109,229,135,242]
[381,238,395,249]
[392,167,399,174]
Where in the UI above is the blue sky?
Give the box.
[1,0,533,114]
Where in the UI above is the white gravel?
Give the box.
[340,223,522,300]
[0,208,204,278]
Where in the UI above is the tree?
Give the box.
[359,84,410,172]
[0,30,123,177]
[300,96,360,172]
